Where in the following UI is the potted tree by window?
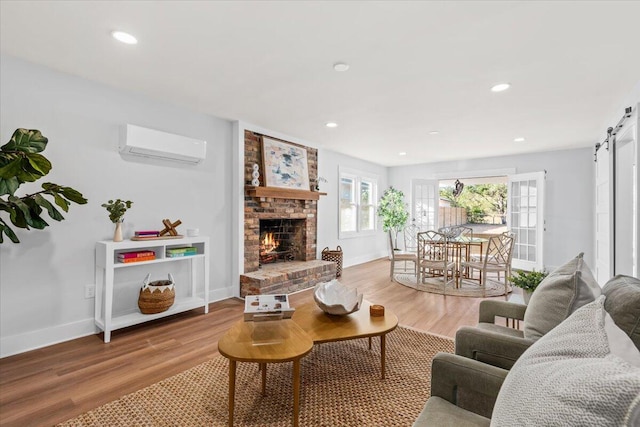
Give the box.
[509,269,548,304]
[377,186,409,252]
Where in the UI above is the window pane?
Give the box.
[360,205,375,231]
[360,181,371,204]
[340,203,357,232]
[340,177,354,202]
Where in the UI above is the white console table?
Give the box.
[95,236,210,343]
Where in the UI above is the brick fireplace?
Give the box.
[240,131,335,297]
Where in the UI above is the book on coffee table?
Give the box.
[244,294,295,321]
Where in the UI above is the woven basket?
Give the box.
[138,274,176,314]
[322,246,343,278]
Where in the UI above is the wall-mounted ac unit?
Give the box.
[119,124,207,164]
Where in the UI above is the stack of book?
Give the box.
[117,250,156,263]
[244,294,295,321]
[166,246,198,258]
[134,230,161,238]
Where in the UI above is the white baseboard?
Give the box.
[0,286,237,358]
[343,251,388,269]
[1,318,97,359]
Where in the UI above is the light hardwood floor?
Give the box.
[0,258,514,427]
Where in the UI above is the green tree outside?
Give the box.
[440,183,507,224]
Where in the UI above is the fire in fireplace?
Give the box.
[259,219,306,265]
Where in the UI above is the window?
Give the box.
[339,167,378,238]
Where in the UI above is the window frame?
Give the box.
[338,167,379,239]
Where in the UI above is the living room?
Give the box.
[1,1,639,426]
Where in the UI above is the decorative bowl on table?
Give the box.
[313,280,363,316]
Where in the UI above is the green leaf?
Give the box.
[1,129,48,153]
[26,154,52,176]
[53,193,70,212]
[0,218,19,243]
[0,157,23,179]
[60,186,88,204]
[0,176,20,196]
[35,194,65,221]
[13,197,48,229]
[7,200,28,229]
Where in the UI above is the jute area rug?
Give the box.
[58,326,454,427]
[394,273,512,297]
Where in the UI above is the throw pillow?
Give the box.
[523,252,600,341]
[491,296,640,427]
[603,274,640,348]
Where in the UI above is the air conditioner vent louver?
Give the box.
[119,124,206,164]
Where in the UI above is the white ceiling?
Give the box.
[1,1,639,167]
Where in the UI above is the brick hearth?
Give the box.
[240,260,336,296]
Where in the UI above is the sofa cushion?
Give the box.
[491,296,640,426]
[603,274,640,348]
[523,253,600,341]
[413,396,490,427]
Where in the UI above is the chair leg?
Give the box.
[390,260,394,281]
[482,270,487,298]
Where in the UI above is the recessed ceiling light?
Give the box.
[514,137,526,142]
[111,31,138,45]
[333,63,350,72]
[399,152,407,156]
[491,83,511,92]
[428,131,440,135]
[325,122,338,128]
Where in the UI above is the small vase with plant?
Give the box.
[102,199,132,242]
[509,269,548,304]
[312,176,327,191]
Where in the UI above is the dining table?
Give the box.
[445,235,489,287]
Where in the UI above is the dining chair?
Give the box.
[460,234,515,297]
[454,225,473,238]
[417,230,456,294]
[389,231,417,281]
[403,223,420,253]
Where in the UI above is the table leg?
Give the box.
[380,334,387,380]
[293,359,301,427]
[260,363,267,396]
[228,359,236,427]
[368,336,372,349]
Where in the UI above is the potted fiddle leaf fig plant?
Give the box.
[509,269,548,304]
[101,199,132,242]
[0,128,88,244]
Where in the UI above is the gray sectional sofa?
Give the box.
[414,256,640,427]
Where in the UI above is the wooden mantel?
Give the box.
[245,186,327,201]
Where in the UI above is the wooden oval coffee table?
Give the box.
[218,300,398,426]
[292,300,398,379]
[218,319,313,427]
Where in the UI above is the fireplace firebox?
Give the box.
[259,219,305,265]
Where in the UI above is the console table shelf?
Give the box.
[245,186,327,200]
[95,236,210,343]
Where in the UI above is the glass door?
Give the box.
[411,179,438,231]
[507,172,545,271]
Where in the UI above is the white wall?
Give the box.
[316,149,389,267]
[388,148,595,271]
[0,55,235,357]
